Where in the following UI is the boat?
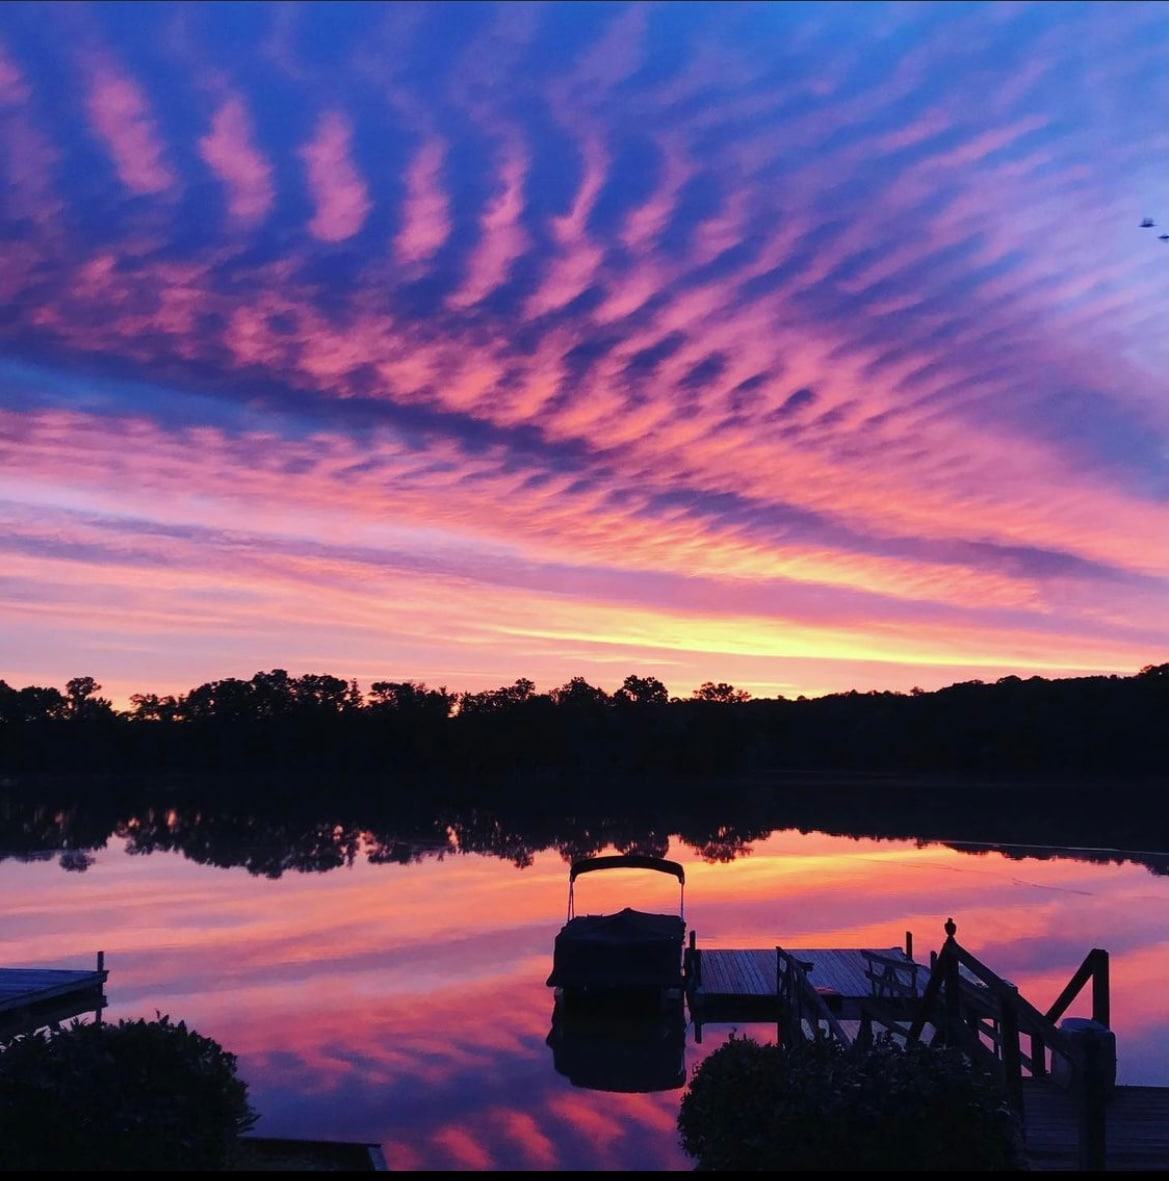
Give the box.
[546,1002,687,1093]
[545,853,687,1008]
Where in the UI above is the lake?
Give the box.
[3,814,1167,1170]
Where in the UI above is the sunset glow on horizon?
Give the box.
[2,1,1166,706]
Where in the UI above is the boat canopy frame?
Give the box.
[566,854,685,922]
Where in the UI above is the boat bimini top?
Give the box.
[566,854,685,922]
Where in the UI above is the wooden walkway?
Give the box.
[0,954,108,1038]
[690,945,919,1023]
[1022,1081,1169,1171]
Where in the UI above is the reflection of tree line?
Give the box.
[1,765,1165,878]
[1,666,1166,780]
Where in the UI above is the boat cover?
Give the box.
[545,907,685,991]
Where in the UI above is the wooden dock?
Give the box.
[0,953,108,1039]
[690,945,918,1023]
[683,924,1169,1172]
[1022,1081,1169,1171]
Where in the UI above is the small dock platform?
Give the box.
[0,953,108,1038]
[691,945,918,1023]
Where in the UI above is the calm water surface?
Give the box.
[4,827,1167,1170]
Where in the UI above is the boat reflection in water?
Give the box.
[546,996,688,1093]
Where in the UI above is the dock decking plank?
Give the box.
[697,947,912,1004]
[0,968,107,1013]
[1022,1082,1169,1171]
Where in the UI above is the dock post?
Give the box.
[1090,949,1110,1029]
[779,944,788,1048]
[999,995,1024,1120]
[942,919,960,1047]
[95,950,105,1027]
[905,931,913,961]
[857,1006,873,1050]
[1078,1030,1107,1171]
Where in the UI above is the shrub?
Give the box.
[0,1014,258,1171]
[677,1032,1028,1171]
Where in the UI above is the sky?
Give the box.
[0,0,1166,708]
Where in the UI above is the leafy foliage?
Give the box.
[677,1032,1028,1171]
[0,1014,258,1171]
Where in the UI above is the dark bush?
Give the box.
[0,1014,258,1171]
[677,1032,1028,1171]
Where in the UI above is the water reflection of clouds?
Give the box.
[1,829,1165,1167]
[220,980,688,1169]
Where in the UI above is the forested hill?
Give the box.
[1,665,1165,779]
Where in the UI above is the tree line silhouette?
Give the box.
[2,664,1165,780]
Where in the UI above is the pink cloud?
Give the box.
[83,59,175,195]
[621,143,692,253]
[199,95,274,228]
[298,109,371,242]
[5,218,1165,601]
[448,139,527,308]
[394,137,450,269]
[524,128,608,318]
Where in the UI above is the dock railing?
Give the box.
[893,919,1111,1171]
[774,946,850,1048]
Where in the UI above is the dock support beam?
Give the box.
[95,950,105,1026]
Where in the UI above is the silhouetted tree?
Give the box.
[550,676,610,708]
[128,693,181,722]
[692,681,751,703]
[615,674,669,705]
[65,677,114,719]
[16,685,69,722]
[249,669,296,718]
[293,673,350,713]
[181,678,254,723]
[458,678,539,716]
[369,680,452,721]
